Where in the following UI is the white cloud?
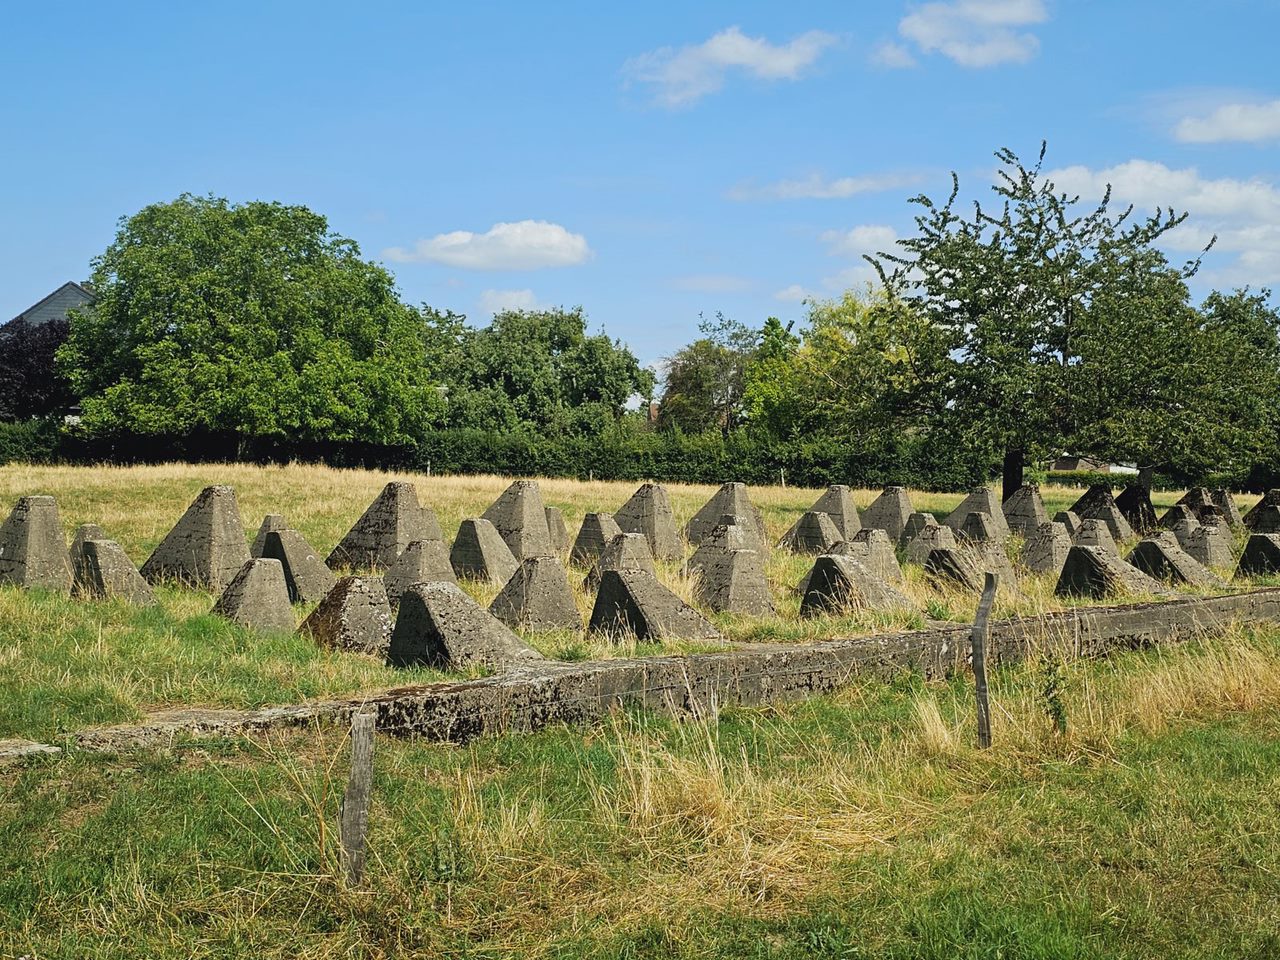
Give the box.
[1047,159,1280,286]
[897,0,1047,67]
[728,171,919,201]
[871,40,918,68]
[625,26,836,108]
[773,284,817,302]
[821,224,900,258]
[384,220,592,270]
[1175,99,1280,143]
[673,274,754,294]
[478,288,543,315]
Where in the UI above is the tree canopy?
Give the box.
[0,317,73,422]
[59,194,441,444]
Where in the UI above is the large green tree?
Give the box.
[0,317,73,422]
[59,195,441,444]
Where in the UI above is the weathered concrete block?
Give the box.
[328,482,442,571]
[300,576,393,656]
[388,581,543,670]
[586,532,657,589]
[211,558,296,632]
[1212,488,1243,527]
[1243,490,1280,530]
[490,555,582,632]
[481,480,553,561]
[589,569,721,641]
[944,487,1010,539]
[1115,485,1158,534]
[250,514,287,558]
[68,523,105,591]
[848,528,904,583]
[924,545,983,592]
[385,539,457,605]
[898,511,937,549]
[1020,521,1072,576]
[614,482,682,560]
[1074,518,1119,557]
[0,496,72,593]
[1235,533,1280,579]
[902,520,957,566]
[1080,501,1133,541]
[1068,484,1115,518]
[1159,504,1199,530]
[799,554,914,618]
[75,539,156,606]
[693,547,774,615]
[1055,546,1167,599]
[261,529,336,603]
[570,512,622,567]
[450,518,519,585]
[687,482,767,548]
[800,485,861,540]
[1248,504,1280,534]
[1002,484,1048,536]
[1053,510,1082,538]
[544,507,570,555]
[959,510,1003,544]
[1181,523,1233,570]
[1127,532,1226,589]
[1177,487,1214,520]
[777,510,842,554]
[861,486,914,541]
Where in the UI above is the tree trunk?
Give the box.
[1137,465,1155,490]
[1001,447,1024,503]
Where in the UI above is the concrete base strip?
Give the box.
[2,588,1277,760]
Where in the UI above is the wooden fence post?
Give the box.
[972,572,998,750]
[339,710,376,885]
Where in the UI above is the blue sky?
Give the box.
[3,0,1279,366]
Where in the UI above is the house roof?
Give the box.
[8,280,95,326]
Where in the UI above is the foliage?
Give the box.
[0,318,73,422]
[656,313,760,434]
[0,418,62,464]
[58,194,442,444]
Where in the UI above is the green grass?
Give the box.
[3,627,1279,957]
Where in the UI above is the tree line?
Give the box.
[3,144,1279,493]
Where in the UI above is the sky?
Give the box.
[3,0,1280,367]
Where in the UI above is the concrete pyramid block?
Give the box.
[1247,503,1280,534]
[1236,533,1280,578]
[861,486,914,541]
[586,532,656,589]
[902,521,957,565]
[388,581,544,670]
[74,539,156,606]
[944,487,1010,539]
[778,510,842,553]
[1054,546,1168,599]
[799,554,915,618]
[1159,504,1199,530]
[1074,518,1119,557]
[141,485,250,592]
[1080,501,1133,541]
[1177,487,1214,519]
[1243,490,1280,530]
[250,514,287,558]
[544,507,570,555]
[211,558,296,632]
[570,512,622,567]
[1212,488,1244,527]
[261,529,335,603]
[450,518,519,585]
[481,480,554,562]
[1180,523,1233,570]
[1115,485,1159,534]
[1002,484,1048,536]
[385,538,457,605]
[328,482,442,571]
[0,496,72,592]
[1068,484,1116,518]
[69,523,106,590]
[959,510,1002,544]
[1196,510,1237,550]
[1053,510,1082,538]
[614,482,682,560]
[1127,532,1225,589]
[687,482,766,547]
[923,546,984,592]
[1020,521,1072,576]
[849,528,904,583]
[490,555,581,632]
[693,547,773,615]
[688,519,754,575]
[300,576,393,656]
[589,569,721,641]
[808,485,861,539]
[898,511,938,549]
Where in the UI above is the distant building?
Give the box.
[8,281,95,327]
[1050,454,1138,475]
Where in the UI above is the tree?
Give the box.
[440,306,654,435]
[0,317,73,421]
[656,313,758,434]
[58,194,441,444]
[870,144,1201,498]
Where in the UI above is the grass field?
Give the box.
[0,463,1248,742]
[1,464,1277,957]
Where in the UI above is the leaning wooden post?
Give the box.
[339,710,376,885]
[972,572,998,750]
